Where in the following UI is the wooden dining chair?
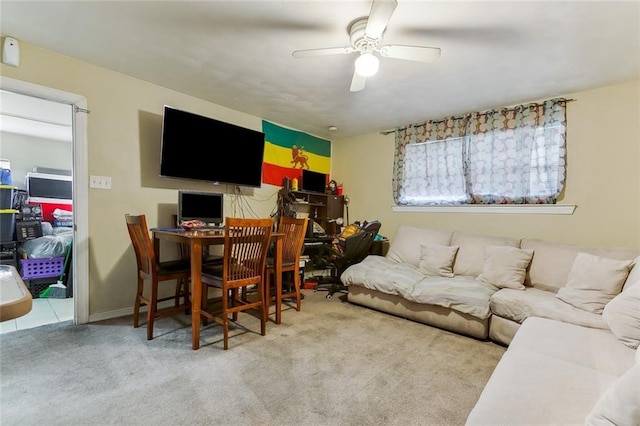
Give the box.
[200,217,273,350]
[125,214,192,340]
[265,216,308,321]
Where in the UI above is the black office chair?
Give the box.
[314,220,381,299]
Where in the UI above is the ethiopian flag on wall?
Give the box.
[262,120,331,186]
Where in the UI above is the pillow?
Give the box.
[557,253,633,314]
[585,363,640,426]
[603,283,640,349]
[419,244,459,278]
[477,245,534,289]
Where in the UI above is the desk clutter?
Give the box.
[303,220,384,299]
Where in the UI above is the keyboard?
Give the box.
[304,241,326,246]
[306,235,334,243]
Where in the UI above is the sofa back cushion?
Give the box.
[623,256,640,291]
[585,363,640,426]
[521,239,638,293]
[451,232,520,277]
[386,226,452,267]
[603,282,640,349]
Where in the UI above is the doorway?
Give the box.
[0,76,88,330]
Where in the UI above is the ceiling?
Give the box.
[0,90,73,142]
[1,1,639,140]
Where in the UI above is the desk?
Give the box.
[153,228,283,350]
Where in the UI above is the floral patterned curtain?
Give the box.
[393,98,567,206]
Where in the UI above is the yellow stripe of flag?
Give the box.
[264,141,330,174]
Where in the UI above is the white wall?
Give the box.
[0,131,72,190]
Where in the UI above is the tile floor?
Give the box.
[0,297,74,334]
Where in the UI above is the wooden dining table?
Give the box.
[153,227,283,350]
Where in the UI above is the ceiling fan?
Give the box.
[292,0,441,92]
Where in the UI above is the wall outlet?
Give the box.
[90,175,111,189]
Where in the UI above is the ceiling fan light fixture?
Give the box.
[355,52,379,77]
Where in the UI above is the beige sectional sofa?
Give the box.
[341,226,640,425]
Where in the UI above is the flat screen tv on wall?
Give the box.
[160,106,265,188]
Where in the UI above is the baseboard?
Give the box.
[87,299,178,323]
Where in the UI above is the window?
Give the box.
[393,98,567,206]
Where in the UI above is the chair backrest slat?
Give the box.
[125,214,156,276]
[278,217,308,263]
[224,218,273,283]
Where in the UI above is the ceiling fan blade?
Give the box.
[292,46,355,58]
[365,0,398,40]
[350,70,367,92]
[378,45,441,63]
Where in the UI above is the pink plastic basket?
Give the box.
[20,257,65,279]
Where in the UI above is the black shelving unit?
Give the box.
[278,188,344,237]
[0,240,18,268]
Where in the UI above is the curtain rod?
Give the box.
[379,98,577,135]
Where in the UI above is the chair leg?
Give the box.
[174,280,181,307]
[265,271,273,318]
[231,288,239,322]
[201,283,209,326]
[259,281,267,336]
[181,278,191,314]
[133,277,143,328]
[147,280,158,340]
[294,270,301,311]
[222,289,229,350]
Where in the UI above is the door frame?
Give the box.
[1,76,89,324]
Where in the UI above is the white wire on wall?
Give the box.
[225,185,280,219]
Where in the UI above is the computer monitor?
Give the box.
[178,190,224,226]
[301,169,327,193]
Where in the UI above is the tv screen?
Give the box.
[301,169,327,193]
[178,190,224,226]
[160,106,265,187]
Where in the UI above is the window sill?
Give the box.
[392,205,576,215]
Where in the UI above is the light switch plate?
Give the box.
[90,175,111,189]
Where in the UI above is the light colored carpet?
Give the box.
[0,290,505,425]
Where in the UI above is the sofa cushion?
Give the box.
[521,239,638,292]
[409,276,496,320]
[585,363,640,426]
[603,283,640,349]
[466,317,635,426]
[418,244,458,278]
[623,256,640,291]
[511,317,635,375]
[451,232,520,277]
[477,245,534,290]
[386,226,452,267]
[340,255,424,298]
[556,253,633,314]
[490,287,607,330]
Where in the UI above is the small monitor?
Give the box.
[301,169,327,193]
[178,190,224,226]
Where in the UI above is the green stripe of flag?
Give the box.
[262,120,331,157]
